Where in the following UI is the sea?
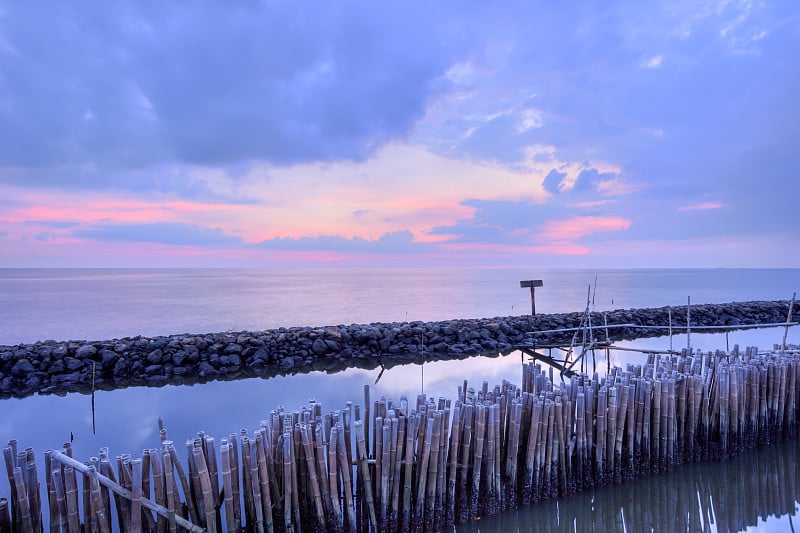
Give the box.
[1,267,799,532]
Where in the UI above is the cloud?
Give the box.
[543,169,567,194]
[22,220,79,229]
[256,230,428,254]
[678,201,722,212]
[75,223,243,247]
[535,216,631,242]
[572,168,617,193]
[642,55,663,68]
[0,1,462,175]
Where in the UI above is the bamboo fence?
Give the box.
[3,345,800,532]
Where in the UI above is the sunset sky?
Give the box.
[1,1,798,268]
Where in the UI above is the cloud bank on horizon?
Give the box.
[1,1,798,267]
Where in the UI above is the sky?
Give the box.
[1,1,798,268]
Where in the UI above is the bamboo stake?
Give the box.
[248,446,265,533]
[354,420,378,532]
[12,466,33,532]
[161,450,178,533]
[402,414,416,532]
[193,444,217,533]
[282,434,295,533]
[300,424,325,531]
[336,424,356,532]
[390,416,405,531]
[130,459,142,533]
[220,443,237,533]
[327,427,343,532]
[424,412,442,532]
[0,498,11,533]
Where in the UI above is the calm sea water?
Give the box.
[1,268,799,532]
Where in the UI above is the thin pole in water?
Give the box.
[668,307,673,353]
[420,334,425,395]
[687,296,691,350]
[92,362,97,435]
[782,292,796,352]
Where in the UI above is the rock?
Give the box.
[52,345,68,358]
[113,358,129,378]
[224,343,242,354]
[11,358,35,375]
[64,357,83,371]
[75,344,97,359]
[198,362,218,376]
[147,349,164,364]
[99,350,118,370]
[311,339,328,355]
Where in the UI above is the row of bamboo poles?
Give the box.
[3,345,800,532]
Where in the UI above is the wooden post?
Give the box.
[519,280,544,315]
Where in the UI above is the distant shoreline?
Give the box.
[1,299,797,399]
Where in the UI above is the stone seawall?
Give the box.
[1,300,797,399]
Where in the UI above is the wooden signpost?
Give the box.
[520,280,544,316]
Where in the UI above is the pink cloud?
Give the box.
[535,216,631,242]
[677,202,723,212]
[440,241,589,256]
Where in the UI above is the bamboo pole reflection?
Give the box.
[460,437,800,533]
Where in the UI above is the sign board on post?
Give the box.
[520,280,544,316]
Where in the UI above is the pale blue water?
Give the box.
[1,268,799,531]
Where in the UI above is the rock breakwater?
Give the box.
[0,300,796,399]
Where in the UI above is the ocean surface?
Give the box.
[1,267,799,531]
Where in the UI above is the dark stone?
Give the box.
[252,347,269,362]
[224,343,243,354]
[11,358,35,375]
[170,350,185,366]
[312,339,328,355]
[147,349,164,364]
[52,345,68,358]
[198,362,216,374]
[75,344,97,359]
[99,350,118,370]
[113,358,129,378]
[64,357,83,371]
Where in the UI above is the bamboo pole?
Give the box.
[220,443,237,533]
[326,427,343,533]
[161,450,178,533]
[300,424,325,531]
[336,423,356,532]
[424,412,442,532]
[354,420,378,532]
[0,498,11,533]
[402,413,416,532]
[130,459,142,533]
